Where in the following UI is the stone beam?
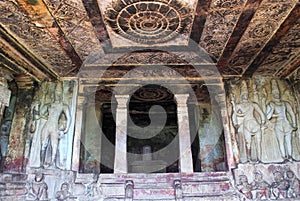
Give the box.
[189,0,212,44]
[243,3,300,78]
[81,0,110,49]
[0,26,58,81]
[217,0,263,73]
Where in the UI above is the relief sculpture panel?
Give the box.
[27,80,78,170]
[228,78,300,164]
[234,164,300,200]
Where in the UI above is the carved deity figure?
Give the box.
[28,82,51,167]
[55,182,73,201]
[236,174,252,200]
[286,170,300,198]
[40,82,71,168]
[231,80,265,162]
[251,170,270,199]
[271,170,290,199]
[27,173,48,200]
[266,79,297,161]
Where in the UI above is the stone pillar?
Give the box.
[215,93,235,169]
[72,96,86,171]
[4,87,34,172]
[175,94,193,173]
[114,95,129,173]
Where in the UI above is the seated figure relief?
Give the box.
[26,173,48,201]
[55,182,75,201]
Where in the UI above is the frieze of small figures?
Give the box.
[236,167,300,200]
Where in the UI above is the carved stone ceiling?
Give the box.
[0,0,299,86]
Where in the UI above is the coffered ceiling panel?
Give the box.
[98,0,198,48]
[0,0,299,84]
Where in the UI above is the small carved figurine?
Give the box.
[271,170,290,199]
[251,170,270,199]
[55,182,73,201]
[27,173,48,201]
[236,174,252,200]
[174,180,183,201]
[125,180,134,201]
[286,170,300,198]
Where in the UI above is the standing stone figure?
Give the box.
[28,82,49,167]
[231,80,265,162]
[266,79,297,161]
[40,82,71,168]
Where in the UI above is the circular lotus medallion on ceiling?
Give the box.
[105,0,192,44]
[132,87,172,102]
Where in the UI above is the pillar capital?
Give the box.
[115,94,129,108]
[175,94,189,106]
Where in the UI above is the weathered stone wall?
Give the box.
[1,77,300,200]
[4,87,34,172]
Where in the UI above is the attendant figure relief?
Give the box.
[266,79,297,161]
[40,82,71,168]
[231,80,266,163]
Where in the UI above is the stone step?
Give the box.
[98,172,238,200]
[0,182,27,197]
[133,188,175,200]
[133,199,174,201]
[0,173,28,198]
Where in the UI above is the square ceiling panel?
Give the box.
[97,0,198,48]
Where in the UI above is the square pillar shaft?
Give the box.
[114,95,129,173]
[175,94,194,173]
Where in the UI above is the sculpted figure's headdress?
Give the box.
[54,81,63,101]
[240,80,248,97]
[55,81,63,93]
[271,79,280,96]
